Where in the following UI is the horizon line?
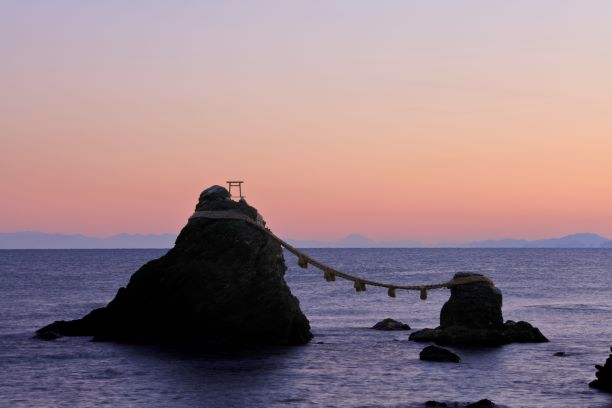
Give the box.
[1,231,611,250]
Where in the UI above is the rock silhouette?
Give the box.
[372,318,410,331]
[589,346,612,393]
[36,186,312,346]
[419,345,460,363]
[410,272,547,346]
[465,400,496,408]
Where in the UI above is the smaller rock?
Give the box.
[419,345,460,363]
[372,318,411,331]
[466,399,495,408]
[553,351,565,357]
[409,273,547,346]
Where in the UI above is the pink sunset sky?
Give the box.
[1,1,611,243]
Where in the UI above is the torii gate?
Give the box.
[226,180,244,200]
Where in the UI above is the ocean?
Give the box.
[0,248,611,407]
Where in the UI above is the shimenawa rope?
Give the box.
[189,210,494,299]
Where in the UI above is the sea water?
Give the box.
[1,249,611,407]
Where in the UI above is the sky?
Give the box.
[1,1,611,243]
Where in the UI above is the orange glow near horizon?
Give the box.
[1,2,611,242]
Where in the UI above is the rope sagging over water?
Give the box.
[190,210,494,298]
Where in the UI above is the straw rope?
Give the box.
[190,210,494,298]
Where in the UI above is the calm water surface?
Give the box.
[1,249,611,407]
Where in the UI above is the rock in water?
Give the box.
[419,345,460,363]
[409,272,547,346]
[465,400,496,408]
[589,346,612,393]
[439,272,503,330]
[372,318,411,331]
[33,330,62,341]
[36,186,312,346]
[424,401,448,407]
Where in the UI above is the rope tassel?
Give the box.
[324,270,336,282]
[420,287,428,300]
[354,280,366,292]
[298,256,308,269]
[387,287,396,298]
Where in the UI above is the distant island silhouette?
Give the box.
[288,232,612,248]
[1,232,611,249]
[0,232,176,249]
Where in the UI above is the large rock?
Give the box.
[36,186,312,346]
[410,272,547,346]
[589,346,612,393]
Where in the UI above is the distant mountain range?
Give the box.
[1,231,611,249]
[286,233,422,248]
[462,233,612,249]
[287,232,612,249]
[0,232,176,249]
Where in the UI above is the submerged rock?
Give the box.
[423,400,497,408]
[589,346,612,393]
[372,318,410,331]
[410,272,547,346]
[465,400,496,408]
[36,186,312,346]
[419,345,460,363]
[33,330,62,341]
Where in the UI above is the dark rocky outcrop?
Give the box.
[465,400,496,408]
[410,272,547,346]
[36,186,312,347]
[419,345,460,363]
[372,318,410,331]
[589,346,612,393]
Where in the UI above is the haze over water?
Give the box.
[1,248,611,407]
